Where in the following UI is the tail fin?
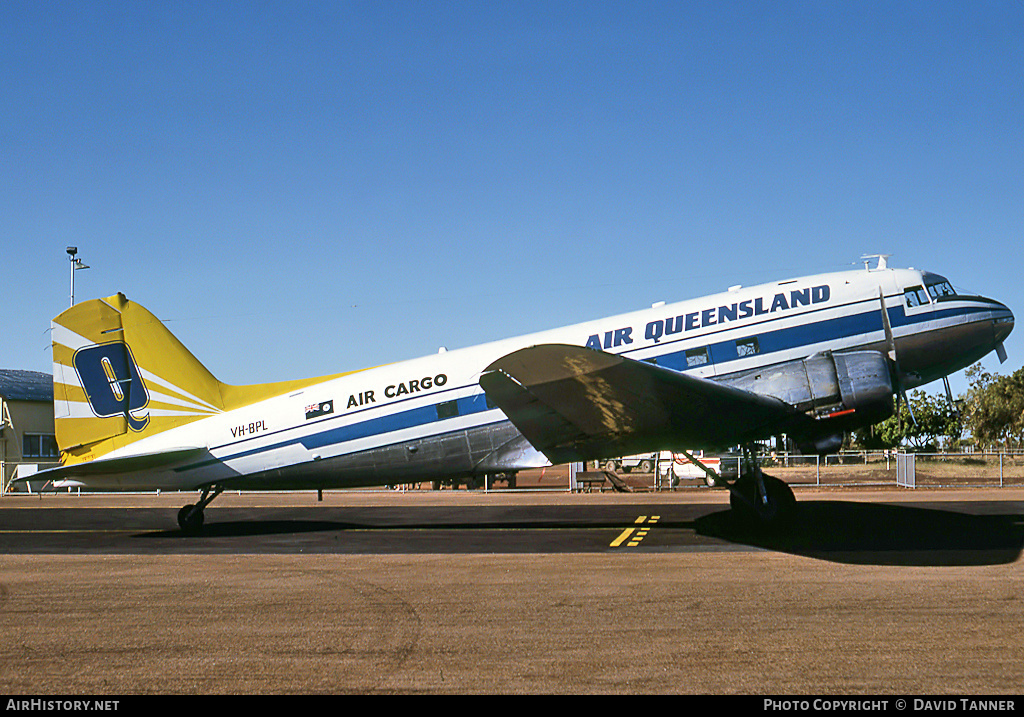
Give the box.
[52,293,343,464]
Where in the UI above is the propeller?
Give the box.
[879,288,917,428]
[942,375,960,421]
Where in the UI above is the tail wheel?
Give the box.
[177,504,205,533]
[176,485,222,534]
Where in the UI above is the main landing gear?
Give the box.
[726,446,796,528]
[177,484,224,534]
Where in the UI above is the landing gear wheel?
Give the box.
[176,485,222,533]
[729,472,796,528]
[177,504,205,533]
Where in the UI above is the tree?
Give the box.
[961,364,1024,450]
[853,389,961,451]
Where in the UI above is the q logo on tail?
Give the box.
[73,342,151,431]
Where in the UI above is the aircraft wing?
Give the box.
[479,344,813,464]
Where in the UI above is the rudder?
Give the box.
[51,293,354,466]
[52,293,225,462]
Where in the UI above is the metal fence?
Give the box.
[896,453,916,488]
[4,452,1024,495]
[753,451,1024,489]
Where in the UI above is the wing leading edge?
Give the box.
[479,344,813,464]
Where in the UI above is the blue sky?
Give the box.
[3,1,1021,399]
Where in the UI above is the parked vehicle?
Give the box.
[658,450,740,487]
[600,453,657,473]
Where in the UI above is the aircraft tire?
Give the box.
[177,504,205,534]
[729,473,796,527]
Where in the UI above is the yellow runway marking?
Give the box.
[609,528,635,547]
[611,515,661,548]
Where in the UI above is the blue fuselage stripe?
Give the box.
[638,301,994,372]
[201,299,993,468]
[299,395,490,451]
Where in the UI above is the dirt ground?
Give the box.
[1,488,1022,695]
[2,553,1023,695]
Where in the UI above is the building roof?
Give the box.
[0,370,53,402]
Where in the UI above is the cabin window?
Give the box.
[685,347,710,367]
[23,433,58,459]
[903,286,930,307]
[736,337,760,357]
[436,400,459,420]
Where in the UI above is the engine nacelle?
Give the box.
[720,350,894,427]
[795,433,844,456]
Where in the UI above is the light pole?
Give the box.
[67,246,89,307]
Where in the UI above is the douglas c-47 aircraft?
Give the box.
[14,257,1014,531]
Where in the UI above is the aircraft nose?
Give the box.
[993,301,1014,344]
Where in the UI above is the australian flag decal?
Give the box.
[305,400,334,420]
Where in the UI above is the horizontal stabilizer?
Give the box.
[10,446,210,485]
[480,344,810,463]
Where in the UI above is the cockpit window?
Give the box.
[905,275,958,308]
[926,279,957,301]
[921,273,958,302]
[903,286,929,307]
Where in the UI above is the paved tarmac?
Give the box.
[1,486,1023,694]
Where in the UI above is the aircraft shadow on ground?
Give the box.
[694,500,1024,567]
[133,501,1024,567]
[137,518,368,539]
[134,513,616,541]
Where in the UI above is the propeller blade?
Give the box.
[878,288,896,361]
[879,288,916,428]
[904,391,917,427]
[943,375,960,421]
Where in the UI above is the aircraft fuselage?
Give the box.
[50,264,1014,492]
